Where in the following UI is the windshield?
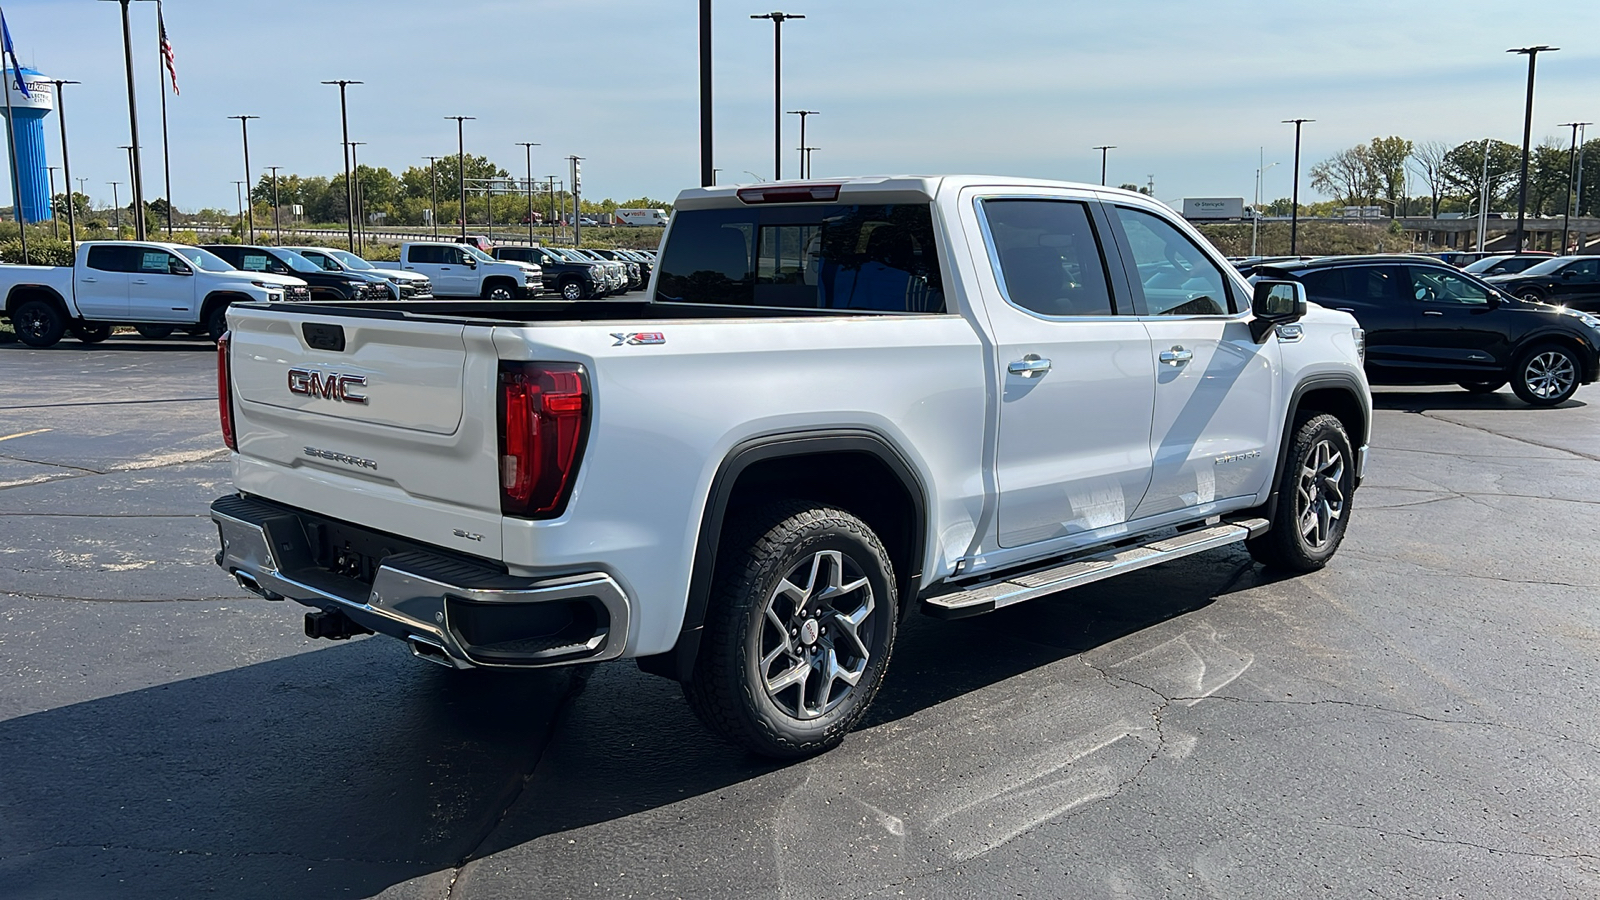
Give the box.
[273,249,324,274]
[326,249,377,270]
[172,246,234,272]
[1515,257,1573,277]
[289,249,343,271]
[463,245,496,263]
[1462,256,1511,274]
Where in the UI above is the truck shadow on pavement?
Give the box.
[0,549,1270,898]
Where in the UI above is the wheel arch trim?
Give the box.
[1263,374,1370,523]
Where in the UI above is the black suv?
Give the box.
[1258,255,1600,406]
[492,246,605,300]
[201,245,390,302]
[1484,256,1600,310]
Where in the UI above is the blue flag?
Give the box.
[0,9,28,99]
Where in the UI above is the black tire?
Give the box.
[559,278,584,301]
[134,324,176,340]
[684,502,898,759]
[1247,413,1356,573]
[482,280,516,301]
[1458,379,1506,394]
[1520,290,1545,304]
[1510,342,1581,406]
[205,303,230,343]
[11,298,65,348]
[70,322,113,344]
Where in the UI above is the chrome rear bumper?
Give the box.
[211,495,629,669]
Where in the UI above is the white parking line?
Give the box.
[0,428,51,443]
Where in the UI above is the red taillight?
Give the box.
[498,362,589,518]
[736,183,841,204]
[217,331,237,451]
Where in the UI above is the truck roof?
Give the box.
[673,175,1153,209]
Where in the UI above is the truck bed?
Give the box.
[238,298,934,325]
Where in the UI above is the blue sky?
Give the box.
[5,0,1600,212]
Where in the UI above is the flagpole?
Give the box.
[155,0,171,236]
[0,40,26,264]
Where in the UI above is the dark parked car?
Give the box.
[1484,256,1600,310]
[201,245,389,302]
[491,246,607,300]
[1260,255,1600,406]
[1462,253,1555,278]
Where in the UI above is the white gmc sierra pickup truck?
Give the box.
[211,176,1371,757]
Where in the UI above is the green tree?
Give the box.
[1309,145,1379,206]
[1440,139,1522,214]
[1366,136,1413,214]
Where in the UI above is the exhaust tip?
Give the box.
[407,636,458,668]
[233,570,283,601]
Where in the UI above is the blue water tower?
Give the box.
[0,66,53,223]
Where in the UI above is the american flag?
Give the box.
[159,7,178,95]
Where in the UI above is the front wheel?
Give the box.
[483,282,516,301]
[1520,290,1545,304]
[11,299,66,348]
[559,278,584,301]
[1247,413,1356,573]
[1458,379,1506,394]
[1510,342,1581,406]
[685,503,897,759]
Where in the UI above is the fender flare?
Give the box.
[1262,373,1370,523]
[638,428,929,683]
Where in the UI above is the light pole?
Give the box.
[347,141,367,253]
[517,142,540,245]
[788,110,818,178]
[233,180,245,238]
[1282,118,1314,255]
[699,0,713,187]
[45,166,59,238]
[1092,145,1116,186]
[752,11,804,181]
[424,156,441,238]
[1253,150,1279,257]
[1560,121,1591,254]
[101,0,146,238]
[228,115,258,243]
[134,0,175,235]
[802,146,818,177]
[712,167,722,185]
[1508,46,1556,254]
[546,175,558,241]
[119,145,138,215]
[321,80,362,250]
[1577,125,1590,231]
[108,181,123,239]
[568,155,584,246]
[50,80,80,253]
[266,165,282,243]
[446,116,474,239]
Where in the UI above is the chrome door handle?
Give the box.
[1158,346,1194,366]
[132,279,148,285]
[1007,356,1052,377]
[80,277,97,283]
[1334,307,1355,313]
[1422,310,1444,316]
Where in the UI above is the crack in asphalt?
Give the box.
[1334,555,1596,590]
[0,448,229,492]
[0,512,211,518]
[0,592,241,603]
[1322,822,1600,865]
[0,396,212,411]
[1416,411,1600,463]
[0,840,433,867]
[1362,487,1600,509]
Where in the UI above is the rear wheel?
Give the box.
[205,303,231,343]
[134,324,175,340]
[1510,342,1580,406]
[685,502,897,759]
[1458,379,1506,394]
[1247,413,1356,573]
[11,299,66,348]
[70,322,113,344]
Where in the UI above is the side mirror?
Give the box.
[170,262,193,276]
[1250,279,1307,342]
[270,264,289,275]
[1561,270,1576,280]
[463,256,478,269]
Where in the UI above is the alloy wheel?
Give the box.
[16,307,48,341]
[1523,350,1576,401]
[758,549,876,720]
[1297,439,1346,550]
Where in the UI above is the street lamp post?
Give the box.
[101,0,147,238]
[320,80,362,250]
[802,146,818,177]
[1282,118,1314,255]
[1508,45,1556,254]
[49,80,80,253]
[1092,145,1116,186]
[446,116,475,240]
[266,165,282,243]
[699,0,713,187]
[108,182,123,239]
[1253,149,1279,257]
[45,166,59,239]
[228,115,258,243]
[347,141,367,253]
[233,180,245,237]
[424,156,441,238]
[788,110,818,178]
[1560,121,1591,254]
[751,11,804,181]
[516,142,540,246]
[119,145,137,215]
[546,175,558,242]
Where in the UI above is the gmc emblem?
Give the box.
[287,369,368,404]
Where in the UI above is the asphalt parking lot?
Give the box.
[2,333,1598,899]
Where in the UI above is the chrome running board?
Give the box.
[921,519,1268,619]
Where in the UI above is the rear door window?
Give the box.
[1111,206,1234,315]
[654,203,945,312]
[86,245,138,272]
[979,199,1117,317]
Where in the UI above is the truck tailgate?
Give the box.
[226,306,506,558]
